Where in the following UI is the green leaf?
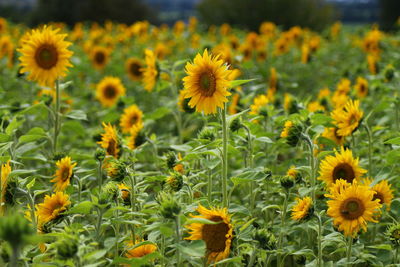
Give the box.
[231,176,252,186]
[229,79,255,88]
[310,113,333,126]
[170,144,192,152]
[255,136,273,143]
[145,107,170,120]
[65,201,94,215]
[384,137,400,145]
[6,116,25,135]
[0,133,11,142]
[178,240,205,257]
[213,256,242,265]
[26,178,36,190]
[83,249,107,261]
[66,110,88,121]
[185,218,222,225]
[367,244,392,250]
[9,169,36,177]
[19,135,47,144]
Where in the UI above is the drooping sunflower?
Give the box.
[280,120,293,138]
[318,147,366,186]
[118,183,130,202]
[0,161,11,215]
[90,46,110,70]
[326,181,381,237]
[291,196,313,221]
[331,99,363,137]
[321,127,345,146]
[354,77,368,98]
[185,204,233,263]
[50,156,77,192]
[96,76,126,107]
[125,240,157,258]
[182,49,232,115]
[36,192,71,227]
[127,125,146,150]
[141,49,158,92]
[125,57,143,81]
[98,122,120,158]
[363,178,394,211]
[18,25,73,87]
[119,104,143,134]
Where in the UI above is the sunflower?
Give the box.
[250,94,269,116]
[269,67,277,91]
[119,104,143,134]
[291,196,313,221]
[98,122,120,158]
[125,240,157,258]
[96,76,126,107]
[185,204,233,263]
[318,147,366,186]
[280,121,293,138]
[18,25,73,87]
[363,178,394,211]
[125,57,143,81]
[36,192,71,227]
[307,101,325,112]
[321,127,345,146]
[354,77,368,98]
[367,54,378,75]
[141,49,158,92]
[90,46,110,70]
[0,17,7,34]
[0,161,11,215]
[118,183,130,202]
[331,99,363,137]
[326,181,381,237]
[50,156,77,192]
[182,49,232,115]
[127,125,145,150]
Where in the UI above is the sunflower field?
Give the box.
[0,16,400,267]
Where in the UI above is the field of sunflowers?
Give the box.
[0,16,399,266]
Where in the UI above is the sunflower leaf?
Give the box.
[229,79,255,88]
[184,218,223,225]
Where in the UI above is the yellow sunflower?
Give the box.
[125,57,143,81]
[307,101,325,112]
[141,49,158,92]
[0,161,11,215]
[0,17,7,34]
[50,156,77,192]
[125,240,157,258]
[250,94,269,116]
[331,99,363,137]
[127,125,144,150]
[318,147,366,186]
[18,25,73,87]
[291,196,313,221]
[36,192,71,227]
[182,49,232,115]
[354,77,368,98]
[119,104,143,134]
[185,204,233,264]
[118,183,130,202]
[96,76,126,107]
[321,127,345,146]
[90,46,110,70]
[280,121,293,138]
[363,178,394,211]
[326,181,381,237]
[98,122,120,158]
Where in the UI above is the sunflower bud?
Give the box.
[287,166,302,184]
[165,172,183,192]
[198,127,216,141]
[0,212,34,250]
[100,182,119,203]
[259,106,269,118]
[164,151,177,169]
[94,148,106,162]
[263,168,272,179]
[280,175,294,189]
[106,159,127,182]
[158,192,181,219]
[56,236,78,260]
[230,117,242,132]
[280,121,303,147]
[53,152,67,161]
[384,65,395,82]
[386,223,400,246]
[253,229,276,250]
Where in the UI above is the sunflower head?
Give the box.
[18,25,73,87]
[165,172,183,192]
[331,99,363,137]
[50,156,77,192]
[321,127,345,146]
[363,178,394,211]
[125,57,143,81]
[117,183,131,204]
[178,89,195,113]
[96,76,126,107]
[253,229,277,250]
[384,64,395,82]
[119,104,143,134]
[127,125,146,150]
[280,120,303,147]
[291,196,314,221]
[125,240,157,258]
[106,159,128,182]
[0,161,11,215]
[141,49,158,92]
[91,46,110,70]
[326,180,381,237]
[354,77,368,98]
[185,204,233,263]
[158,192,181,219]
[36,192,71,228]
[386,223,400,246]
[182,49,232,115]
[97,122,121,158]
[318,147,366,186]
[287,166,302,184]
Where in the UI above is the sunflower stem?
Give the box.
[207,155,212,203]
[301,133,316,204]
[247,244,258,267]
[317,214,323,267]
[26,190,37,231]
[174,215,181,266]
[53,79,61,155]
[346,236,353,267]
[221,104,228,208]
[10,245,19,267]
[243,125,255,213]
[98,160,103,193]
[364,123,372,175]
[129,172,137,239]
[395,246,399,264]
[277,189,289,267]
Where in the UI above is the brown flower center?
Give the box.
[393,229,400,239]
[35,44,58,69]
[104,86,117,99]
[107,139,117,157]
[129,62,142,77]
[373,191,384,204]
[202,216,229,253]
[198,71,216,97]
[95,51,106,65]
[340,197,365,220]
[130,114,139,126]
[60,167,70,181]
[333,163,355,183]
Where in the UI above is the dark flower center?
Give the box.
[107,139,117,156]
[95,51,105,65]
[129,62,142,77]
[199,72,216,97]
[104,86,117,99]
[333,163,355,183]
[372,191,384,204]
[60,167,70,181]
[340,197,365,220]
[35,44,58,69]
[202,216,229,253]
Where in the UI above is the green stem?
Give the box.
[129,173,137,239]
[395,104,399,131]
[10,245,19,267]
[278,189,289,267]
[221,104,228,207]
[27,191,37,230]
[302,133,316,203]
[244,125,255,213]
[207,155,212,203]
[364,123,372,175]
[317,215,323,267]
[247,245,258,267]
[395,246,399,264]
[346,236,353,267]
[53,79,61,154]
[175,215,181,266]
[98,160,103,193]
[96,207,104,242]
[115,199,120,257]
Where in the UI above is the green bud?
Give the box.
[253,229,276,250]
[384,65,395,82]
[53,152,67,161]
[158,192,181,219]
[56,236,78,260]
[229,117,242,132]
[165,172,183,192]
[94,148,106,162]
[280,175,294,189]
[198,127,216,141]
[386,223,400,246]
[165,151,177,169]
[106,159,127,182]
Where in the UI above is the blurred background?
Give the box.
[0,0,399,31]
